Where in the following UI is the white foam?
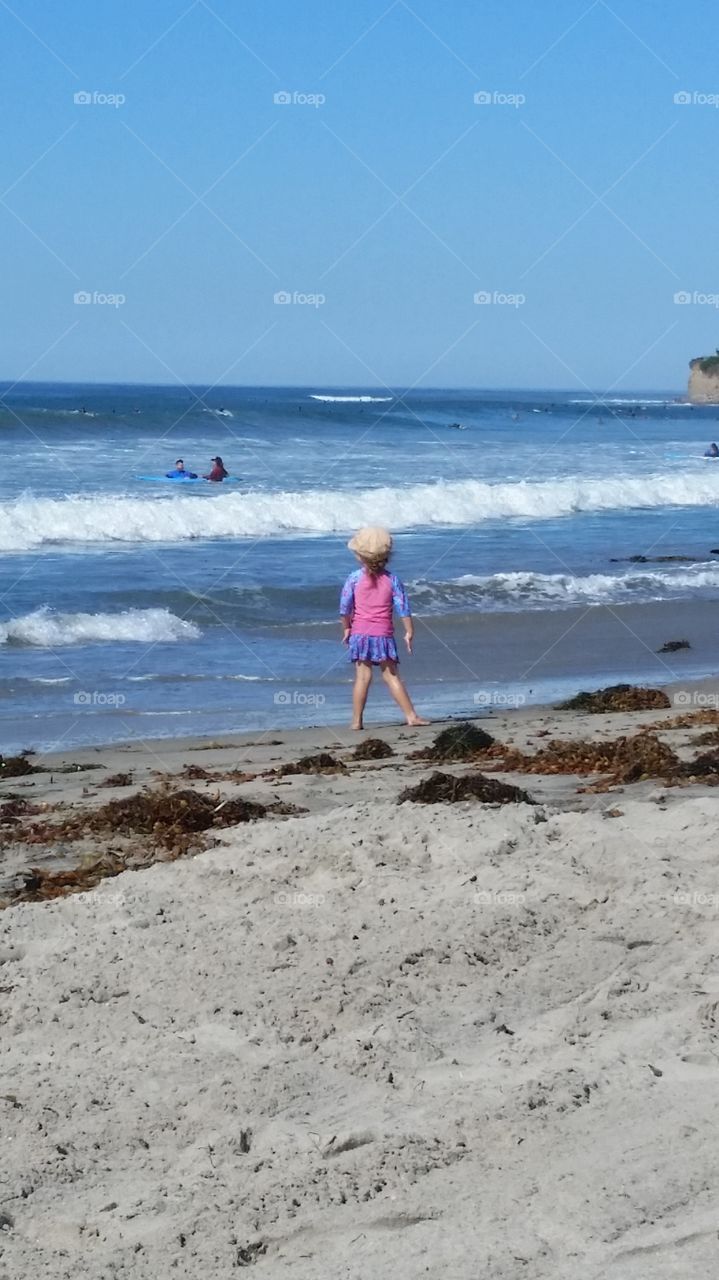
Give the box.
[0,607,200,647]
[411,562,719,612]
[568,398,681,406]
[2,471,719,551]
[310,394,394,402]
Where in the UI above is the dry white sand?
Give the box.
[2,707,719,1277]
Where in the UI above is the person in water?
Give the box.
[704,443,719,457]
[339,526,429,731]
[166,458,198,479]
[204,455,229,481]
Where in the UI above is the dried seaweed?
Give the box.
[3,792,307,908]
[180,763,216,780]
[411,722,495,761]
[494,731,679,786]
[0,753,36,779]
[399,770,533,806]
[352,738,395,760]
[648,709,719,730]
[268,752,347,778]
[13,856,128,903]
[693,728,719,746]
[20,787,271,852]
[102,772,134,788]
[684,750,719,780]
[556,685,670,713]
[0,798,39,822]
[93,788,268,838]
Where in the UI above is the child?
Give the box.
[339,526,429,730]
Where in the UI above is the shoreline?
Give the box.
[5,595,719,756]
[9,671,719,772]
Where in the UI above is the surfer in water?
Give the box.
[204,455,229,482]
[166,458,198,479]
[704,443,719,457]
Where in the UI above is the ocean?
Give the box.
[2,382,719,752]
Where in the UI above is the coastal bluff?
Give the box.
[689,353,719,402]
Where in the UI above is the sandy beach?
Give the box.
[2,686,719,1278]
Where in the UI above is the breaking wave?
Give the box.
[410,562,719,612]
[0,607,200,647]
[2,471,719,551]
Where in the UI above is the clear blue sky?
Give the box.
[1,0,716,389]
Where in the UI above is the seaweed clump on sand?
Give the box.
[102,772,134,787]
[495,731,680,789]
[693,728,719,747]
[0,797,39,823]
[683,750,719,781]
[12,856,128,904]
[179,763,218,781]
[603,733,680,784]
[88,788,269,841]
[556,685,670,713]
[352,738,395,760]
[0,753,36,779]
[269,752,347,778]
[411,722,495,762]
[5,789,306,907]
[22,787,278,854]
[648,709,719,731]
[399,771,533,806]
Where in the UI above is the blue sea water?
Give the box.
[2,382,719,751]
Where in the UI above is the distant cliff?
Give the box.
[689,353,719,402]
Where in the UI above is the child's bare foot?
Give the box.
[351,721,364,731]
[406,715,430,726]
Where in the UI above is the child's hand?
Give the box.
[342,628,351,645]
[404,633,413,654]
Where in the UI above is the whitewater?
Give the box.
[3,469,719,551]
[0,608,200,647]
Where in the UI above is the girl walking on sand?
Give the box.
[339,527,429,730]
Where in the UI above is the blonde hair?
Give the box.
[358,552,389,575]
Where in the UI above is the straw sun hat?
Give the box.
[347,526,393,559]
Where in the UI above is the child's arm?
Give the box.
[339,573,357,644]
[391,574,414,653]
[400,615,414,654]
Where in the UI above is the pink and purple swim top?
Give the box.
[339,567,411,664]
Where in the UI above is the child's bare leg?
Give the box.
[380,661,430,726]
[352,661,373,729]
